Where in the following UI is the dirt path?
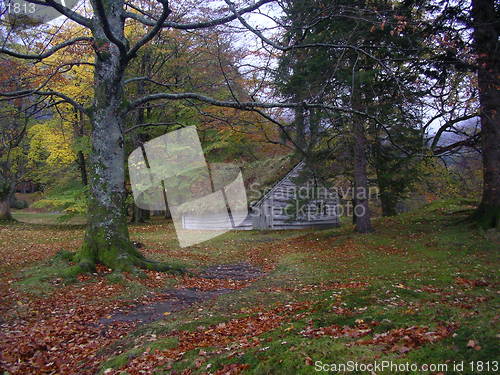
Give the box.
[99,263,264,325]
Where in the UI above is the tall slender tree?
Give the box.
[471,0,500,229]
[274,0,427,231]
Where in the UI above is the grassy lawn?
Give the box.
[0,199,498,374]
[11,210,86,225]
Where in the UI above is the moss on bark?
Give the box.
[75,227,185,275]
[71,9,185,278]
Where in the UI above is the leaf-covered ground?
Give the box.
[0,200,498,374]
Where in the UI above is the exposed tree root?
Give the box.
[73,231,186,276]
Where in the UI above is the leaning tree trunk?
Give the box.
[471,0,500,229]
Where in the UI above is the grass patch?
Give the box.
[14,250,78,295]
[2,198,498,374]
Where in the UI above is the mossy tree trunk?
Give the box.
[75,1,180,273]
[471,0,500,229]
[75,4,134,271]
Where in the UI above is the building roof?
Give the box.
[251,160,338,208]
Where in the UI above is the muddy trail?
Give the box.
[99,263,265,325]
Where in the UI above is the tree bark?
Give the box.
[0,174,13,221]
[351,82,373,232]
[375,159,398,217]
[132,204,151,223]
[161,184,171,219]
[294,103,306,153]
[77,151,88,186]
[379,189,398,217]
[0,198,12,221]
[77,110,88,186]
[352,119,373,232]
[471,0,500,229]
[130,53,150,224]
[129,141,149,223]
[77,34,138,271]
[75,2,179,273]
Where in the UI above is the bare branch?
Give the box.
[0,37,93,60]
[127,0,171,60]
[0,85,88,114]
[128,92,301,111]
[123,76,181,89]
[433,133,481,155]
[24,0,92,27]
[125,0,274,29]
[430,114,479,150]
[125,121,177,134]
[250,108,305,155]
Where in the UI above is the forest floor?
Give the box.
[0,199,498,375]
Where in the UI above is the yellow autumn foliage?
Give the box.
[28,118,76,167]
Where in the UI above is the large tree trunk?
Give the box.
[75,4,176,273]
[77,48,140,271]
[471,0,500,229]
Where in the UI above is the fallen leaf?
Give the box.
[467,339,476,348]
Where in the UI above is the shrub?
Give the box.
[32,182,87,221]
